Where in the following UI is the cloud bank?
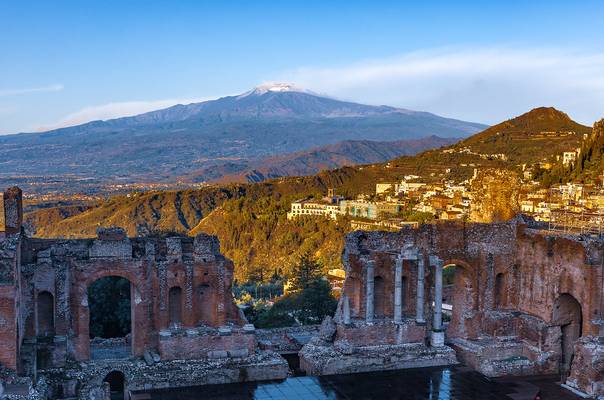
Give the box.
[0,84,64,97]
[280,47,604,125]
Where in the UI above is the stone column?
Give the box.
[365,260,375,323]
[343,295,351,325]
[430,255,445,347]
[394,255,403,323]
[416,256,426,324]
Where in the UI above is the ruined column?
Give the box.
[2,187,22,235]
[365,260,375,323]
[343,295,351,325]
[416,255,426,324]
[430,255,445,347]
[394,255,403,323]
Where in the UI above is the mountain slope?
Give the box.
[184,135,458,183]
[456,107,591,163]
[0,84,486,193]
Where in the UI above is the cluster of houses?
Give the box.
[287,175,475,228]
[518,182,604,233]
[287,133,604,234]
[288,172,604,236]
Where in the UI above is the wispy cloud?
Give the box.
[0,84,64,97]
[36,96,215,131]
[280,47,604,124]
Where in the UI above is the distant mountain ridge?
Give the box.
[0,84,486,192]
[203,135,458,183]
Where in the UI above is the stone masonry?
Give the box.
[300,215,604,398]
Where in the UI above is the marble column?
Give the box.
[430,255,445,347]
[394,255,403,324]
[416,255,426,324]
[431,255,444,330]
[365,260,375,323]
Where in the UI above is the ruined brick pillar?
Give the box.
[2,187,22,235]
[416,256,426,324]
[394,255,403,324]
[216,261,226,326]
[365,260,375,323]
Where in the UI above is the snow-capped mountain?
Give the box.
[0,85,487,189]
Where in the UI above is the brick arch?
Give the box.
[72,267,150,361]
[81,269,143,294]
[79,366,134,399]
[553,293,583,377]
[36,290,55,337]
[441,259,479,339]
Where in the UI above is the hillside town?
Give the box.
[287,147,604,235]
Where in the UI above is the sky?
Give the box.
[1,0,604,134]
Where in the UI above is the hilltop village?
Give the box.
[288,136,604,235]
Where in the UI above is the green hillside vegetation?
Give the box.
[190,194,350,282]
[536,118,604,185]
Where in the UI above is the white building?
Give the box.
[376,183,396,195]
[287,200,342,220]
[399,181,426,194]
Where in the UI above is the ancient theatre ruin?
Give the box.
[300,214,604,397]
[1,186,604,399]
[0,187,288,399]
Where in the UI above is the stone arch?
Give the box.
[74,268,147,361]
[553,293,582,378]
[36,291,55,337]
[169,286,183,326]
[374,276,385,318]
[103,370,126,400]
[442,259,477,338]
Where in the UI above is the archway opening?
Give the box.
[441,265,456,323]
[553,293,582,378]
[88,276,132,359]
[374,276,385,318]
[37,291,55,337]
[169,286,183,327]
[103,371,126,400]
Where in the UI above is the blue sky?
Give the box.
[1,1,604,134]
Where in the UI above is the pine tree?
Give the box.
[288,251,323,291]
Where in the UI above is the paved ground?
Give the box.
[142,366,582,400]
